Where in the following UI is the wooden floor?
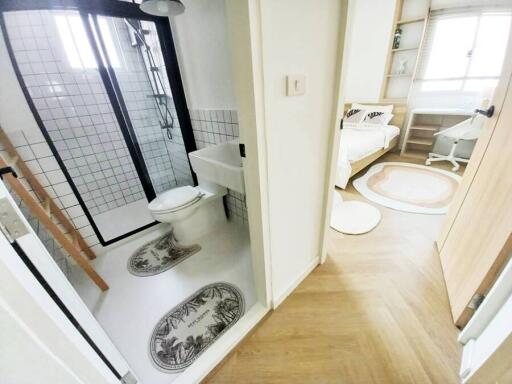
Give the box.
[204,153,462,383]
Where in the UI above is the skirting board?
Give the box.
[272,257,320,308]
[173,302,269,384]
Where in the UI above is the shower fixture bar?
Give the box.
[124,19,176,139]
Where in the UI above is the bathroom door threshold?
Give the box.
[174,302,270,384]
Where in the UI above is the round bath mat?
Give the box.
[149,282,245,372]
[127,230,201,277]
[330,192,381,234]
[353,162,461,214]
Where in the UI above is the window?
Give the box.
[55,14,120,69]
[418,8,511,93]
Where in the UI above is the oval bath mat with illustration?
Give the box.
[127,230,201,277]
[149,282,245,372]
[353,162,461,214]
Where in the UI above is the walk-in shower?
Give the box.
[0,0,196,244]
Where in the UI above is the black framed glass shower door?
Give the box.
[0,0,197,245]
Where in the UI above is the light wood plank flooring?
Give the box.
[204,153,462,383]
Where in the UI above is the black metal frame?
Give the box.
[0,0,198,245]
[81,12,157,202]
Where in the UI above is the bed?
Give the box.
[335,103,406,189]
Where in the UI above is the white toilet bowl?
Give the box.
[148,185,206,223]
[148,184,227,243]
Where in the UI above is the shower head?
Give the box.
[140,0,185,16]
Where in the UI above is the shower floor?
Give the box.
[94,198,155,242]
[70,221,256,383]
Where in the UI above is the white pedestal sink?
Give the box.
[188,140,245,194]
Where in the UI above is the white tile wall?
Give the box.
[189,109,248,225]
[189,109,239,149]
[4,11,196,215]
[4,10,147,217]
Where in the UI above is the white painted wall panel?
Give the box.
[171,0,237,110]
[258,0,343,304]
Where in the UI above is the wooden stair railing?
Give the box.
[0,128,108,291]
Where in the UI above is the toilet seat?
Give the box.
[148,186,203,213]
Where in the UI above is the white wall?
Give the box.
[342,0,396,103]
[257,0,343,304]
[170,0,237,110]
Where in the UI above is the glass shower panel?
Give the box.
[3,10,154,243]
[95,15,194,194]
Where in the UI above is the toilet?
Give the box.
[148,182,227,243]
[148,185,207,223]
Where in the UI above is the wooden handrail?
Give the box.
[0,164,108,291]
[0,128,107,291]
[0,127,96,260]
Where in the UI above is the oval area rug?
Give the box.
[353,162,461,214]
[150,282,244,372]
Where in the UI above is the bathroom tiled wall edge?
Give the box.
[189,108,249,226]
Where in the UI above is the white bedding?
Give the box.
[335,123,400,189]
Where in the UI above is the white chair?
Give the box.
[426,116,484,172]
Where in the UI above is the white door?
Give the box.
[0,179,137,383]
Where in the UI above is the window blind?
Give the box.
[416,5,512,83]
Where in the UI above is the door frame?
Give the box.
[319,0,352,264]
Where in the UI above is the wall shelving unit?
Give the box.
[380,0,431,102]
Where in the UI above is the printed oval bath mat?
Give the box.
[149,282,245,372]
[127,230,201,277]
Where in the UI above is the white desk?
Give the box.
[401,108,474,159]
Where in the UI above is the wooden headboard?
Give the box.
[343,102,407,131]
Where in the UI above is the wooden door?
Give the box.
[438,74,512,328]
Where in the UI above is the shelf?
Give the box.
[386,74,412,78]
[392,47,419,52]
[410,125,440,132]
[397,17,425,25]
[402,149,429,160]
[407,137,434,146]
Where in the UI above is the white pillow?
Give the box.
[352,103,394,114]
[344,108,367,124]
[364,111,394,125]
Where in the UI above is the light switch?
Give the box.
[286,74,306,96]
